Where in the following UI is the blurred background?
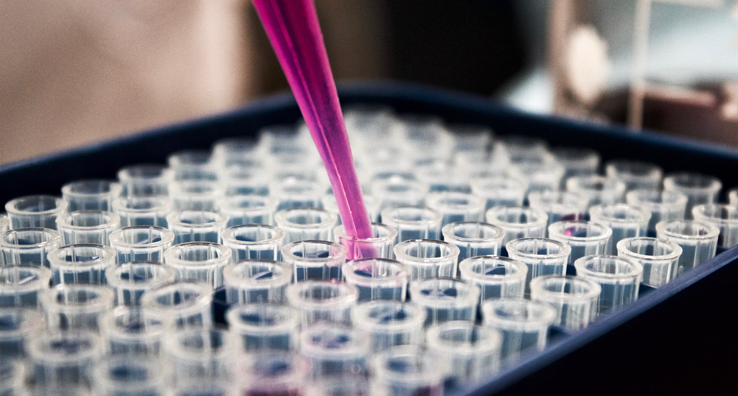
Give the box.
[2,0,737,165]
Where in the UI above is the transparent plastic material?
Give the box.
[28,331,103,386]
[109,226,174,264]
[0,308,44,358]
[56,211,121,246]
[226,303,300,351]
[507,238,570,292]
[574,255,643,316]
[164,242,230,288]
[663,172,722,220]
[459,256,528,301]
[397,114,453,162]
[166,211,228,245]
[164,328,234,382]
[730,188,738,207]
[0,228,61,267]
[589,204,651,254]
[510,159,565,194]
[497,136,548,160]
[426,192,485,227]
[167,150,217,181]
[168,180,224,211]
[323,193,379,224]
[91,356,166,396]
[342,258,409,302]
[393,239,460,281]
[223,260,292,304]
[372,176,429,211]
[416,162,471,193]
[5,195,68,230]
[692,204,738,248]
[442,222,505,260]
[211,136,262,168]
[221,224,285,261]
[105,262,176,306]
[605,160,663,192]
[625,190,688,234]
[426,321,502,381]
[299,324,370,378]
[371,346,446,396]
[99,306,170,356]
[0,359,25,395]
[617,237,682,288]
[527,191,588,228]
[485,206,548,245]
[141,282,213,328]
[530,275,601,331]
[471,176,528,210]
[656,220,719,277]
[352,301,426,352]
[62,180,122,212]
[306,378,372,396]
[270,179,324,210]
[48,244,115,285]
[282,240,347,282]
[41,284,114,331]
[408,278,479,327]
[117,164,173,196]
[274,207,337,243]
[0,215,8,233]
[286,281,358,326]
[481,299,557,363]
[220,165,270,197]
[334,223,397,260]
[548,221,612,265]
[232,352,310,396]
[112,196,173,227]
[0,266,52,307]
[566,175,626,208]
[219,196,278,227]
[552,147,600,180]
[380,206,442,242]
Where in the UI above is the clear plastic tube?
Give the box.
[117,164,173,196]
[371,346,447,396]
[168,180,224,211]
[223,260,292,304]
[167,150,217,181]
[164,328,235,382]
[104,262,176,306]
[481,299,557,363]
[342,258,409,302]
[140,282,213,329]
[112,196,173,227]
[552,147,600,180]
[232,352,310,396]
[274,207,337,243]
[497,136,548,162]
[352,301,426,352]
[28,331,104,386]
[211,137,263,168]
[371,176,429,211]
[270,178,324,210]
[334,223,397,260]
[617,237,682,287]
[380,207,442,242]
[425,321,502,381]
[505,238,571,297]
[166,210,228,245]
[56,211,121,246]
[0,308,44,358]
[548,220,612,265]
[306,378,372,396]
[663,172,722,219]
[0,266,52,308]
[286,281,358,326]
[530,275,601,331]
[99,306,171,356]
[163,242,231,288]
[485,206,548,246]
[40,284,114,331]
[527,191,588,228]
[470,176,528,210]
[416,162,471,193]
[589,204,651,254]
[219,195,278,227]
[220,166,270,196]
[730,188,738,206]
[0,227,61,267]
[605,160,663,192]
[625,189,688,234]
[574,255,643,316]
[408,278,479,327]
[227,303,300,351]
[656,220,719,277]
[442,222,505,260]
[692,204,738,248]
[91,356,166,396]
[0,215,8,233]
[282,240,347,282]
[450,124,493,153]
[299,324,370,378]
[459,256,528,301]
[0,359,26,395]
[509,159,565,194]
[397,114,454,162]
[322,193,379,224]
[221,224,285,261]
[393,239,460,281]
[109,226,174,264]
[425,192,485,227]
[5,195,68,230]
[566,175,626,208]
[48,244,115,285]
[62,180,122,212]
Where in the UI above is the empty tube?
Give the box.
[574,255,643,316]
[442,221,505,260]
[0,266,52,308]
[426,192,485,227]
[371,345,447,396]
[307,378,373,396]
[282,240,347,282]
[334,223,397,260]
[109,226,174,264]
[221,224,285,261]
[352,301,426,352]
[211,136,262,168]
[380,206,442,242]
[41,284,114,331]
[0,227,61,267]
[505,238,571,296]
[270,178,324,210]
[99,306,171,355]
[605,160,663,191]
[168,180,224,211]
[5,195,68,230]
[342,258,409,302]
[425,321,502,381]
[397,114,453,162]
[163,242,231,288]
[664,172,722,219]
[527,191,588,228]
[626,189,688,235]
[48,244,115,285]
[223,260,291,304]
[548,220,612,265]
[226,303,300,351]
[220,166,270,196]
[0,215,8,233]
[232,352,310,396]
[416,162,472,193]
[164,328,235,382]
[167,150,217,181]
[0,308,44,358]
[117,164,173,196]
[166,210,228,245]
[485,206,548,246]
[393,239,460,281]
[509,159,565,194]
[566,175,626,208]
[408,278,479,326]
[471,176,528,210]
[286,281,358,326]
[0,360,26,395]
[141,282,213,328]
[497,136,549,160]
[299,324,370,378]
[459,256,528,301]
[481,299,556,363]
[529,275,601,331]
[61,180,122,212]
[274,207,337,243]
[656,220,719,276]
[450,124,492,153]
[617,237,682,288]
[322,193,379,224]
[552,147,600,180]
[219,196,278,227]
[589,204,651,254]
[372,176,429,211]
[104,262,176,306]
[730,188,738,206]
[28,331,104,386]
[91,356,166,396]
[692,204,738,248]
[112,196,173,227]
[56,211,121,246]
